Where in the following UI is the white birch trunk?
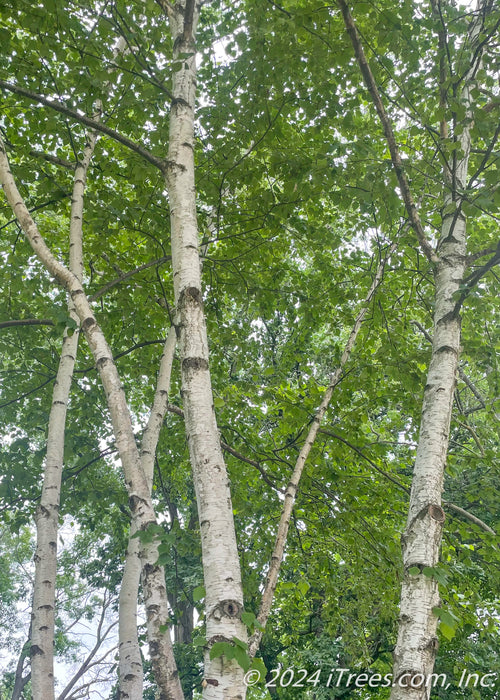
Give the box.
[164,3,248,696]
[30,127,97,700]
[0,140,183,700]
[390,9,484,697]
[118,326,177,700]
[117,530,143,700]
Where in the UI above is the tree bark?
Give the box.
[390,7,486,696]
[0,140,183,700]
[30,122,97,700]
[118,326,177,700]
[163,3,248,696]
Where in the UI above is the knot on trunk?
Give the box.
[179,286,202,306]
[210,599,242,621]
[396,670,426,689]
[428,504,445,523]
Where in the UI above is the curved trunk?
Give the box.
[0,141,184,700]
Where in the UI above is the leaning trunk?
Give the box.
[0,140,184,700]
[118,326,177,700]
[164,3,248,696]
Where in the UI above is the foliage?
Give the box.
[0,0,499,696]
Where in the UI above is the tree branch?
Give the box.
[0,80,166,171]
[89,255,171,301]
[337,0,438,265]
[154,0,175,19]
[444,502,495,535]
[0,318,54,329]
[248,241,398,657]
[411,319,488,411]
[451,243,500,317]
[320,429,495,535]
[0,194,71,232]
[166,403,280,491]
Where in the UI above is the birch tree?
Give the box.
[0,1,499,699]
[337,0,500,694]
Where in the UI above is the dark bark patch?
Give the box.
[210,599,242,621]
[128,494,147,512]
[183,356,209,371]
[205,678,219,686]
[436,344,458,356]
[208,634,231,645]
[179,286,202,305]
[30,644,44,657]
[426,636,439,652]
[96,356,110,370]
[429,504,446,523]
[81,316,96,331]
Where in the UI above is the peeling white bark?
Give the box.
[164,3,247,697]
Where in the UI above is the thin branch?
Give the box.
[154,0,175,18]
[74,339,166,375]
[444,502,495,535]
[28,149,74,170]
[248,241,398,657]
[450,243,500,317]
[467,244,499,263]
[320,429,495,535]
[0,318,54,329]
[89,255,171,301]
[319,428,410,494]
[467,120,500,190]
[337,0,438,265]
[0,80,166,171]
[58,595,118,700]
[166,403,280,490]
[0,376,56,409]
[412,319,488,410]
[0,194,71,232]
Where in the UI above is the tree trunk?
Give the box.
[30,126,96,699]
[389,7,486,698]
[164,2,248,696]
[118,326,177,700]
[0,141,184,700]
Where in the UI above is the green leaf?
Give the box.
[209,641,233,661]
[297,579,310,596]
[233,644,251,671]
[192,585,206,602]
